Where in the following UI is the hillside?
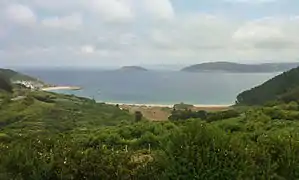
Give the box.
[3,88,299,179]
[181,62,299,73]
[0,68,43,83]
[236,66,299,105]
[119,66,148,72]
[0,75,12,93]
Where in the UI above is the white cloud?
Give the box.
[233,24,283,41]
[224,0,277,3]
[143,0,174,20]
[81,45,95,54]
[0,0,299,67]
[41,14,83,30]
[29,0,84,10]
[89,0,134,22]
[232,17,299,50]
[4,4,36,25]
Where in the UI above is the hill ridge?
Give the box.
[181,62,299,73]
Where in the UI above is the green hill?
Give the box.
[0,75,12,93]
[236,67,299,105]
[0,68,42,82]
[182,61,299,73]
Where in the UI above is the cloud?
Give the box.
[88,0,135,22]
[232,17,299,50]
[81,45,95,54]
[4,3,36,25]
[143,0,175,20]
[0,0,299,67]
[224,0,277,3]
[41,14,83,30]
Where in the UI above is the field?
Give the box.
[120,104,230,121]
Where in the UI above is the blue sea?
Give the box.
[20,69,279,105]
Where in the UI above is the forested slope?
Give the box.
[0,68,42,82]
[0,74,12,93]
[237,67,299,105]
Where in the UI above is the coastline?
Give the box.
[105,102,232,108]
[41,86,82,91]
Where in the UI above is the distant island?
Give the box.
[119,66,148,72]
[181,62,299,73]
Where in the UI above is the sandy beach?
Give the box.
[106,102,231,108]
[41,86,82,91]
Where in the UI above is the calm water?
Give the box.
[20,69,279,105]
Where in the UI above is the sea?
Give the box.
[19,69,279,105]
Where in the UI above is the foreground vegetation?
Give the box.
[2,87,299,179]
[3,68,299,179]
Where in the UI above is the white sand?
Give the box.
[104,102,232,108]
[41,86,81,91]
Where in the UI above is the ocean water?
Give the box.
[20,69,279,105]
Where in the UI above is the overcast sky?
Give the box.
[0,0,298,67]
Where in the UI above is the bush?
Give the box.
[135,111,143,122]
[0,75,12,93]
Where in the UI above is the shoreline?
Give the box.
[105,102,232,108]
[41,86,82,91]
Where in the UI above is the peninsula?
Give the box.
[118,66,148,72]
[181,62,299,73]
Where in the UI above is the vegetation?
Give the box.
[0,75,13,93]
[181,61,299,73]
[3,69,299,179]
[0,68,42,82]
[237,67,299,105]
[135,111,143,122]
[168,108,239,121]
[173,102,194,110]
[2,96,299,179]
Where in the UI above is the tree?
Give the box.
[0,75,12,93]
[135,111,143,122]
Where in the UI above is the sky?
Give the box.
[0,0,299,67]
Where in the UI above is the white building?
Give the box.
[13,80,44,90]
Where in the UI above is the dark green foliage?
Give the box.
[135,111,143,122]
[173,102,194,110]
[169,109,239,121]
[3,89,299,179]
[0,68,40,82]
[237,67,299,105]
[0,75,13,93]
[160,122,254,179]
[169,109,207,120]
[207,109,240,122]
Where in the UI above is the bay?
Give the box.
[20,69,279,105]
